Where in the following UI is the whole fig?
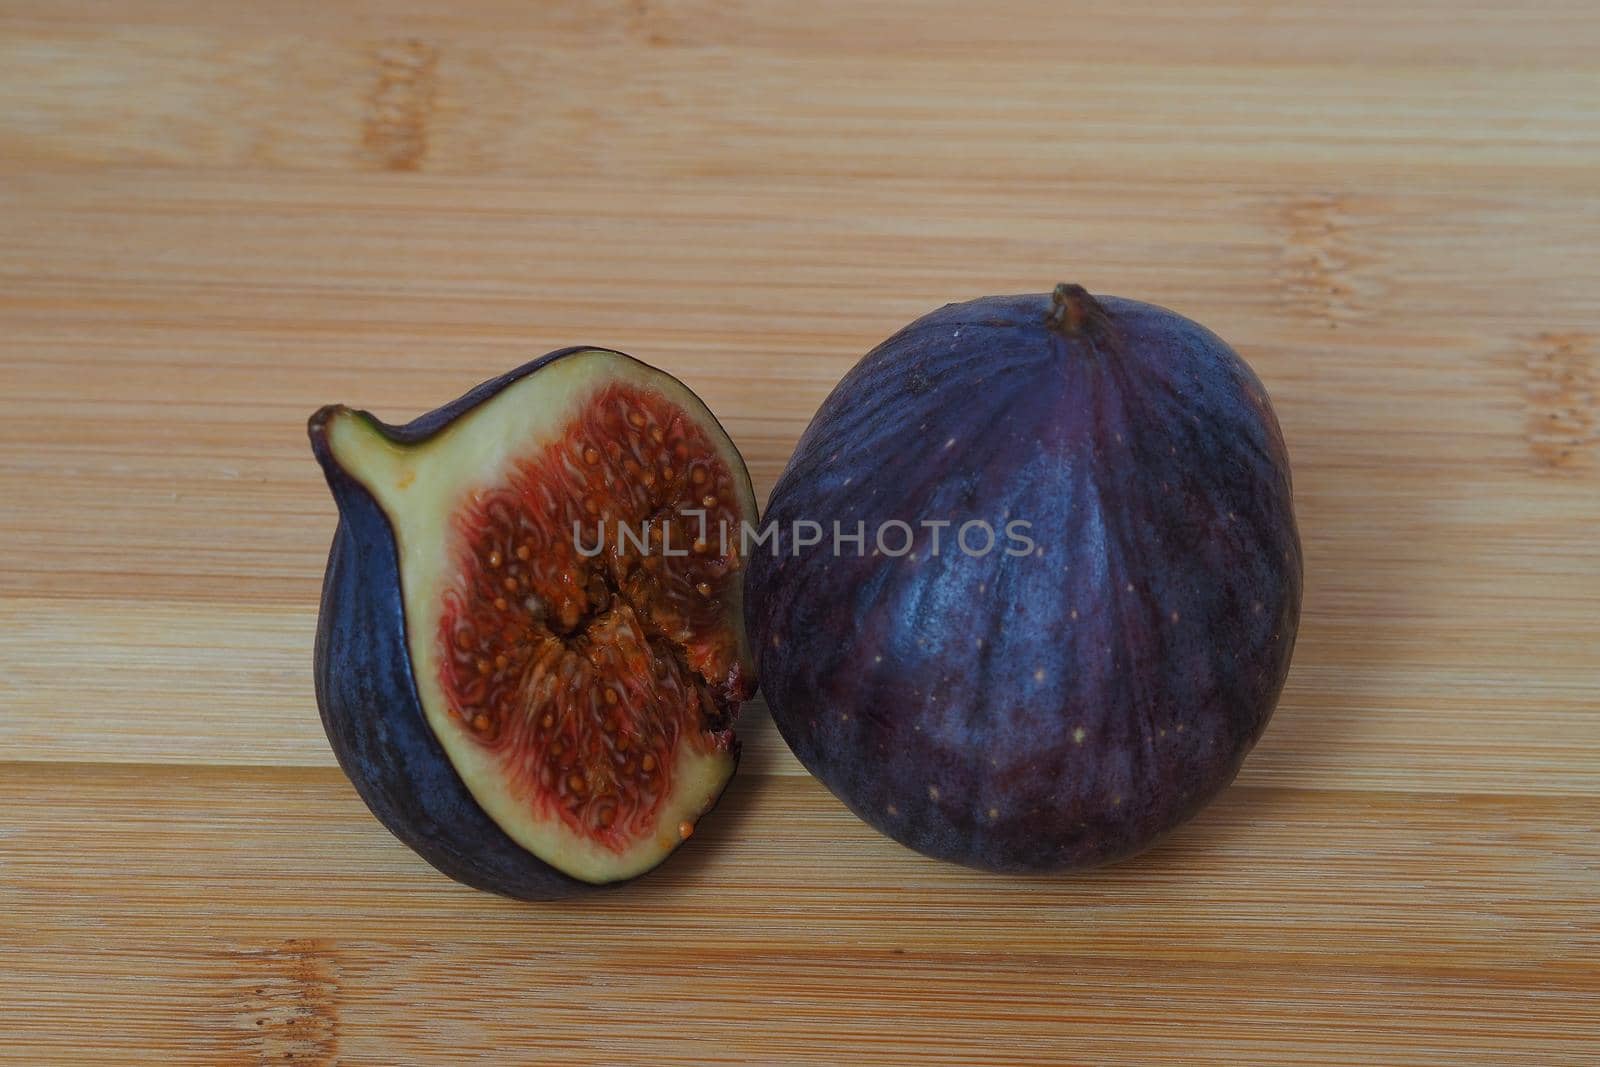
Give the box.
[747,285,1301,872]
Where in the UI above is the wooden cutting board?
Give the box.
[2,2,1596,1063]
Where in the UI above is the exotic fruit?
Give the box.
[310,349,757,898]
[747,285,1301,873]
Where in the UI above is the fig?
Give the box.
[309,348,756,898]
[747,285,1301,873]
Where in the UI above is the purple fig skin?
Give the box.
[746,286,1302,873]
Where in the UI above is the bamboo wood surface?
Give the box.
[1,2,1597,1064]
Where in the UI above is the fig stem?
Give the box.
[1046,283,1112,340]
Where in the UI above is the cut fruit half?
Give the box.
[310,348,757,896]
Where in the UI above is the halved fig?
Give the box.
[309,348,757,898]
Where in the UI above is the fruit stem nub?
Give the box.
[1046,283,1112,341]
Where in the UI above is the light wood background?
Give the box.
[2,2,1597,1064]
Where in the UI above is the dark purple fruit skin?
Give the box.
[747,288,1301,873]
